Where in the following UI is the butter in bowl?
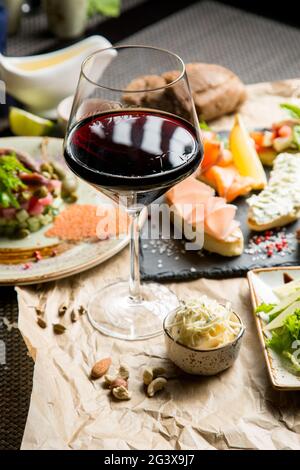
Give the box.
[164,296,245,375]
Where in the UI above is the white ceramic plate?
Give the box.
[247,266,300,390]
[0,137,129,285]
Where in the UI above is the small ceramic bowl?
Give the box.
[163,309,245,376]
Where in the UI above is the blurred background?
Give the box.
[1,0,300,130]
[0,0,299,73]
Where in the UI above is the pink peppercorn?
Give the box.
[34,250,42,262]
[22,263,32,270]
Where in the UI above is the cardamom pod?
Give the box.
[53,323,66,335]
[37,318,47,329]
[70,310,77,323]
[35,307,44,316]
[58,303,68,317]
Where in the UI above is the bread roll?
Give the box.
[123,63,246,121]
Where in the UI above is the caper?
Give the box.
[16,228,30,239]
[52,189,60,198]
[42,171,52,179]
[19,191,31,203]
[40,162,53,174]
[34,186,48,199]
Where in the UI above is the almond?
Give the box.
[90,357,112,380]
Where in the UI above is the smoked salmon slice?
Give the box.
[216,148,233,167]
[166,176,240,241]
[197,128,255,202]
[201,164,253,203]
[200,140,222,173]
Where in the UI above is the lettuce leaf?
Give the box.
[285,309,300,339]
[267,309,300,374]
[88,0,121,17]
[282,351,300,373]
[266,327,291,353]
[0,155,29,209]
[199,120,211,131]
[255,303,276,314]
[280,103,300,118]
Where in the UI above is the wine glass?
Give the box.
[64,45,203,340]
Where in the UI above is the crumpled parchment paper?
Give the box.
[17,80,300,450]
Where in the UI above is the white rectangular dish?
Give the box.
[247,266,300,391]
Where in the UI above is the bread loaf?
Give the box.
[123,63,246,121]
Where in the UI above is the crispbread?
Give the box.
[171,204,244,257]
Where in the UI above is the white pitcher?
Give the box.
[0,35,113,116]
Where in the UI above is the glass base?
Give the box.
[87,281,179,340]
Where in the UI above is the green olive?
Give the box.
[40,162,53,174]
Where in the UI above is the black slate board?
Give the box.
[139,134,300,281]
[140,199,300,281]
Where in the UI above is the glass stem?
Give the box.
[129,210,141,302]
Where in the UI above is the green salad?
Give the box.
[256,280,300,374]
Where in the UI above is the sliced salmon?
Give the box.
[166,176,240,241]
[200,140,222,173]
[202,164,253,202]
[205,204,238,240]
[167,176,215,204]
[203,165,236,198]
[225,175,254,202]
[217,148,233,167]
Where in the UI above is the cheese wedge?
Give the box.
[229,114,267,190]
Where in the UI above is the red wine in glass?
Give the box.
[65,109,202,207]
[64,45,203,340]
